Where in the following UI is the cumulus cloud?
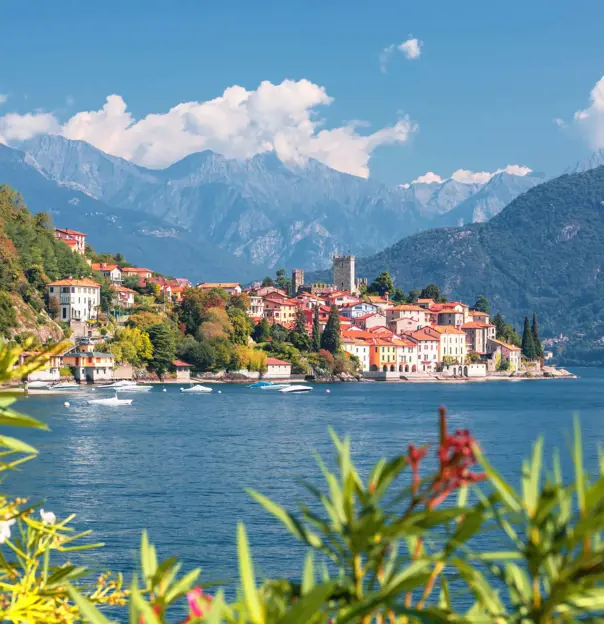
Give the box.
[407,165,532,186]
[399,38,422,60]
[380,36,423,72]
[0,94,7,105]
[0,79,416,178]
[411,171,444,184]
[574,75,604,149]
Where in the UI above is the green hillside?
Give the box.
[0,185,91,340]
[355,166,604,340]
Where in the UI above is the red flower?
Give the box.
[186,586,213,620]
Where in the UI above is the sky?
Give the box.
[0,0,603,185]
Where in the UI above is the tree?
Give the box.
[392,288,407,304]
[177,337,216,372]
[420,284,442,302]
[311,305,321,352]
[261,276,275,287]
[408,289,421,303]
[368,272,395,297]
[228,293,250,312]
[275,268,291,292]
[270,323,288,343]
[110,327,153,367]
[473,295,491,313]
[147,323,176,378]
[320,305,341,354]
[99,283,113,314]
[253,317,271,342]
[290,308,310,352]
[0,292,17,338]
[521,316,537,360]
[532,312,543,359]
[493,313,506,338]
[227,308,252,346]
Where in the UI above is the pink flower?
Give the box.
[187,587,212,619]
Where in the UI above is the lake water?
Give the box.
[6,369,604,590]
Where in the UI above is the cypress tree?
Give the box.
[521,316,537,360]
[532,312,543,358]
[311,305,321,352]
[290,308,310,351]
[253,317,271,342]
[320,305,341,354]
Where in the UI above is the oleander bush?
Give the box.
[1,340,604,623]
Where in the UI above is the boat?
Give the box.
[26,381,53,390]
[248,381,273,388]
[111,385,153,392]
[260,383,291,390]
[98,380,140,389]
[87,394,133,406]
[50,382,83,390]
[180,385,213,393]
[279,385,313,394]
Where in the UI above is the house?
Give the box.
[91,263,122,284]
[397,338,418,373]
[408,329,440,372]
[386,304,430,331]
[461,322,497,354]
[170,286,185,303]
[340,302,378,319]
[425,325,467,363]
[252,286,288,298]
[368,339,399,372]
[247,294,265,319]
[263,297,298,325]
[19,352,64,384]
[111,285,136,308]
[172,360,192,381]
[487,338,522,371]
[353,312,387,330]
[469,310,491,324]
[265,357,292,379]
[364,295,391,312]
[198,282,242,296]
[326,291,360,307]
[54,228,87,255]
[121,267,153,280]
[48,278,101,324]
[342,337,370,371]
[63,344,114,383]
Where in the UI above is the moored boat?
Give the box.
[248,381,273,388]
[87,394,133,406]
[260,383,291,390]
[279,385,313,394]
[27,381,53,390]
[180,385,213,393]
[98,380,139,389]
[113,385,153,392]
[50,382,83,390]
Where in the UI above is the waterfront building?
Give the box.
[408,329,440,372]
[48,278,101,324]
[425,325,468,362]
[333,254,356,294]
[265,357,292,379]
[342,337,370,371]
[54,228,87,255]
[486,338,522,371]
[461,322,497,354]
[172,360,193,381]
[63,343,114,383]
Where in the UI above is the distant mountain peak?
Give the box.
[566,149,604,174]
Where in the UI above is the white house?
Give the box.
[111,285,136,308]
[265,357,292,379]
[91,263,122,284]
[172,359,193,381]
[340,302,378,319]
[386,305,430,331]
[198,282,242,296]
[408,329,440,373]
[342,337,370,371]
[48,278,101,324]
[247,294,265,319]
[63,344,114,383]
[54,228,87,255]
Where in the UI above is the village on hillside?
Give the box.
[26,226,567,386]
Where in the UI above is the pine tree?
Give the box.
[320,305,341,354]
[521,316,537,360]
[311,305,321,352]
[253,317,271,342]
[147,323,176,379]
[532,312,543,358]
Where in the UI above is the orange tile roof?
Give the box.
[431,325,466,335]
[198,282,240,288]
[461,322,493,329]
[489,338,521,351]
[48,278,100,287]
[470,311,489,317]
[410,329,440,342]
[172,359,192,367]
[55,227,86,236]
[122,267,152,273]
[266,357,290,366]
[390,304,425,312]
[91,263,119,271]
[111,285,136,293]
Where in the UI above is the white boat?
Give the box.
[180,385,213,393]
[98,380,139,389]
[113,385,153,393]
[279,385,313,394]
[50,382,83,390]
[27,381,53,390]
[260,383,291,391]
[87,395,133,406]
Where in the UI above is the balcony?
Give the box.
[60,295,71,304]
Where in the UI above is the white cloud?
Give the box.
[574,76,604,149]
[380,36,423,71]
[0,79,417,178]
[407,164,532,186]
[399,38,422,60]
[411,171,443,184]
[554,117,566,128]
[0,94,7,105]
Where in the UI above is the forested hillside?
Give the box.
[0,185,90,340]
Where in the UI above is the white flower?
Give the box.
[0,519,16,543]
[40,508,56,525]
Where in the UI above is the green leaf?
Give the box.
[66,585,113,624]
[474,445,521,512]
[573,414,586,517]
[237,522,263,624]
[278,581,336,624]
[141,530,158,584]
[163,568,201,604]
[0,434,38,455]
[453,558,505,616]
[248,489,307,542]
[444,509,484,556]
[301,551,315,595]
[0,406,48,430]
[130,583,162,624]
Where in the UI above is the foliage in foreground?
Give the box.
[1,341,604,622]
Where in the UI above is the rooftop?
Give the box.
[266,357,290,366]
[489,338,522,351]
[172,359,192,367]
[48,278,100,287]
[198,282,240,288]
[55,227,86,236]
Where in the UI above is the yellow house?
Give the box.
[426,325,467,363]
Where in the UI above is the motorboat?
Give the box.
[112,385,153,392]
[98,380,140,389]
[248,381,273,388]
[87,394,133,406]
[279,385,313,394]
[180,385,213,393]
[50,382,83,390]
[260,383,291,390]
[26,381,53,390]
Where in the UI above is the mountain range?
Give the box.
[0,134,544,278]
[339,166,604,337]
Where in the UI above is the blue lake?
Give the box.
[6,369,604,588]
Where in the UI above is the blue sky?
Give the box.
[1,0,603,185]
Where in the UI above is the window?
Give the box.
[71,287,75,293]
[62,308,67,319]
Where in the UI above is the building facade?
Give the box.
[48,278,100,323]
[333,254,356,294]
[291,269,305,296]
[54,228,87,254]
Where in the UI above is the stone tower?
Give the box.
[333,254,356,293]
[291,268,304,296]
